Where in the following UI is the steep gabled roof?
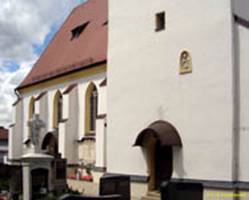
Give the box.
[18,0,107,89]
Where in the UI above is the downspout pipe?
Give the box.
[14,88,21,100]
[230,1,240,199]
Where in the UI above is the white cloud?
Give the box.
[0,0,83,63]
[0,0,84,127]
[0,61,34,126]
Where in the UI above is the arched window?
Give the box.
[85,83,98,135]
[29,97,35,119]
[28,97,35,139]
[53,91,63,129]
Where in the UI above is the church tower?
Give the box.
[108,0,249,199]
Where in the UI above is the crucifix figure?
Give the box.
[28,114,45,145]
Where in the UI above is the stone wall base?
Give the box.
[67,179,249,200]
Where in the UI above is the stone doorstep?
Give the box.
[147,191,160,197]
[141,191,161,200]
[141,196,160,200]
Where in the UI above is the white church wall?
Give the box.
[77,73,106,164]
[236,22,249,182]
[64,87,79,164]
[39,93,49,148]
[58,122,66,158]
[11,102,16,124]
[34,99,40,114]
[96,118,106,168]
[22,96,31,142]
[98,85,107,115]
[95,80,107,167]
[78,83,87,140]
[9,101,23,160]
[63,93,69,120]
[47,89,59,132]
[108,0,234,181]
[59,92,69,160]
[48,90,56,132]
[11,70,106,166]
[47,88,66,158]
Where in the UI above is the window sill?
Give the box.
[179,67,192,75]
[9,123,15,128]
[77,135,96,143]
[155,28,165,32]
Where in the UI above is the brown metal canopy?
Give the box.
[134,120,182,147]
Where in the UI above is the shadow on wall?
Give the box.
[174,147,187,178]
[141,148,147,172]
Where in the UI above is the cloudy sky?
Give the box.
[0,0,85,127]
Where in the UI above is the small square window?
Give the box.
[155,12,165,32]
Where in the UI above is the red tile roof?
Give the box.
[18,0,107,89]
[0,127,8,140]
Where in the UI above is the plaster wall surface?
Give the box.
[13,71,106,163]
[108,0,234,181]
[39,93,49,147]
[9,100,23,159]
[96,118,106,168]
[236,21,249,182]
[65,87,79,164]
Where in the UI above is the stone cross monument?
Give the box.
[28,114,45,145]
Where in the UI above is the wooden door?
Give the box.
[155,145,173,190]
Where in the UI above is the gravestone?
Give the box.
[160,181,203,200]
[59,194,121,200]
[52,158,67,193]
[100,175,130,200]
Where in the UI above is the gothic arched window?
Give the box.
[85,83,98,135]
[29,97,35,120]
[53,91,63,128]
[28,97,35,139]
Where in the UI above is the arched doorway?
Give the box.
[31,168,49,198]
[42,133,58,156]
[85,82,98,135]
[134,120,182,191]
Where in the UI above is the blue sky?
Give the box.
[3,26,57,73]
[0,0,85,127]
[33,25,58,56]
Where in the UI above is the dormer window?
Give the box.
[71,21,90,40]
[103,21,108,26]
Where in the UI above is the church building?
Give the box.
[107,0,249,199]
[7,0,107,199]
[7,0,249,199]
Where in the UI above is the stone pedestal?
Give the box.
[22,163,31,200]
[22,153,53,200]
